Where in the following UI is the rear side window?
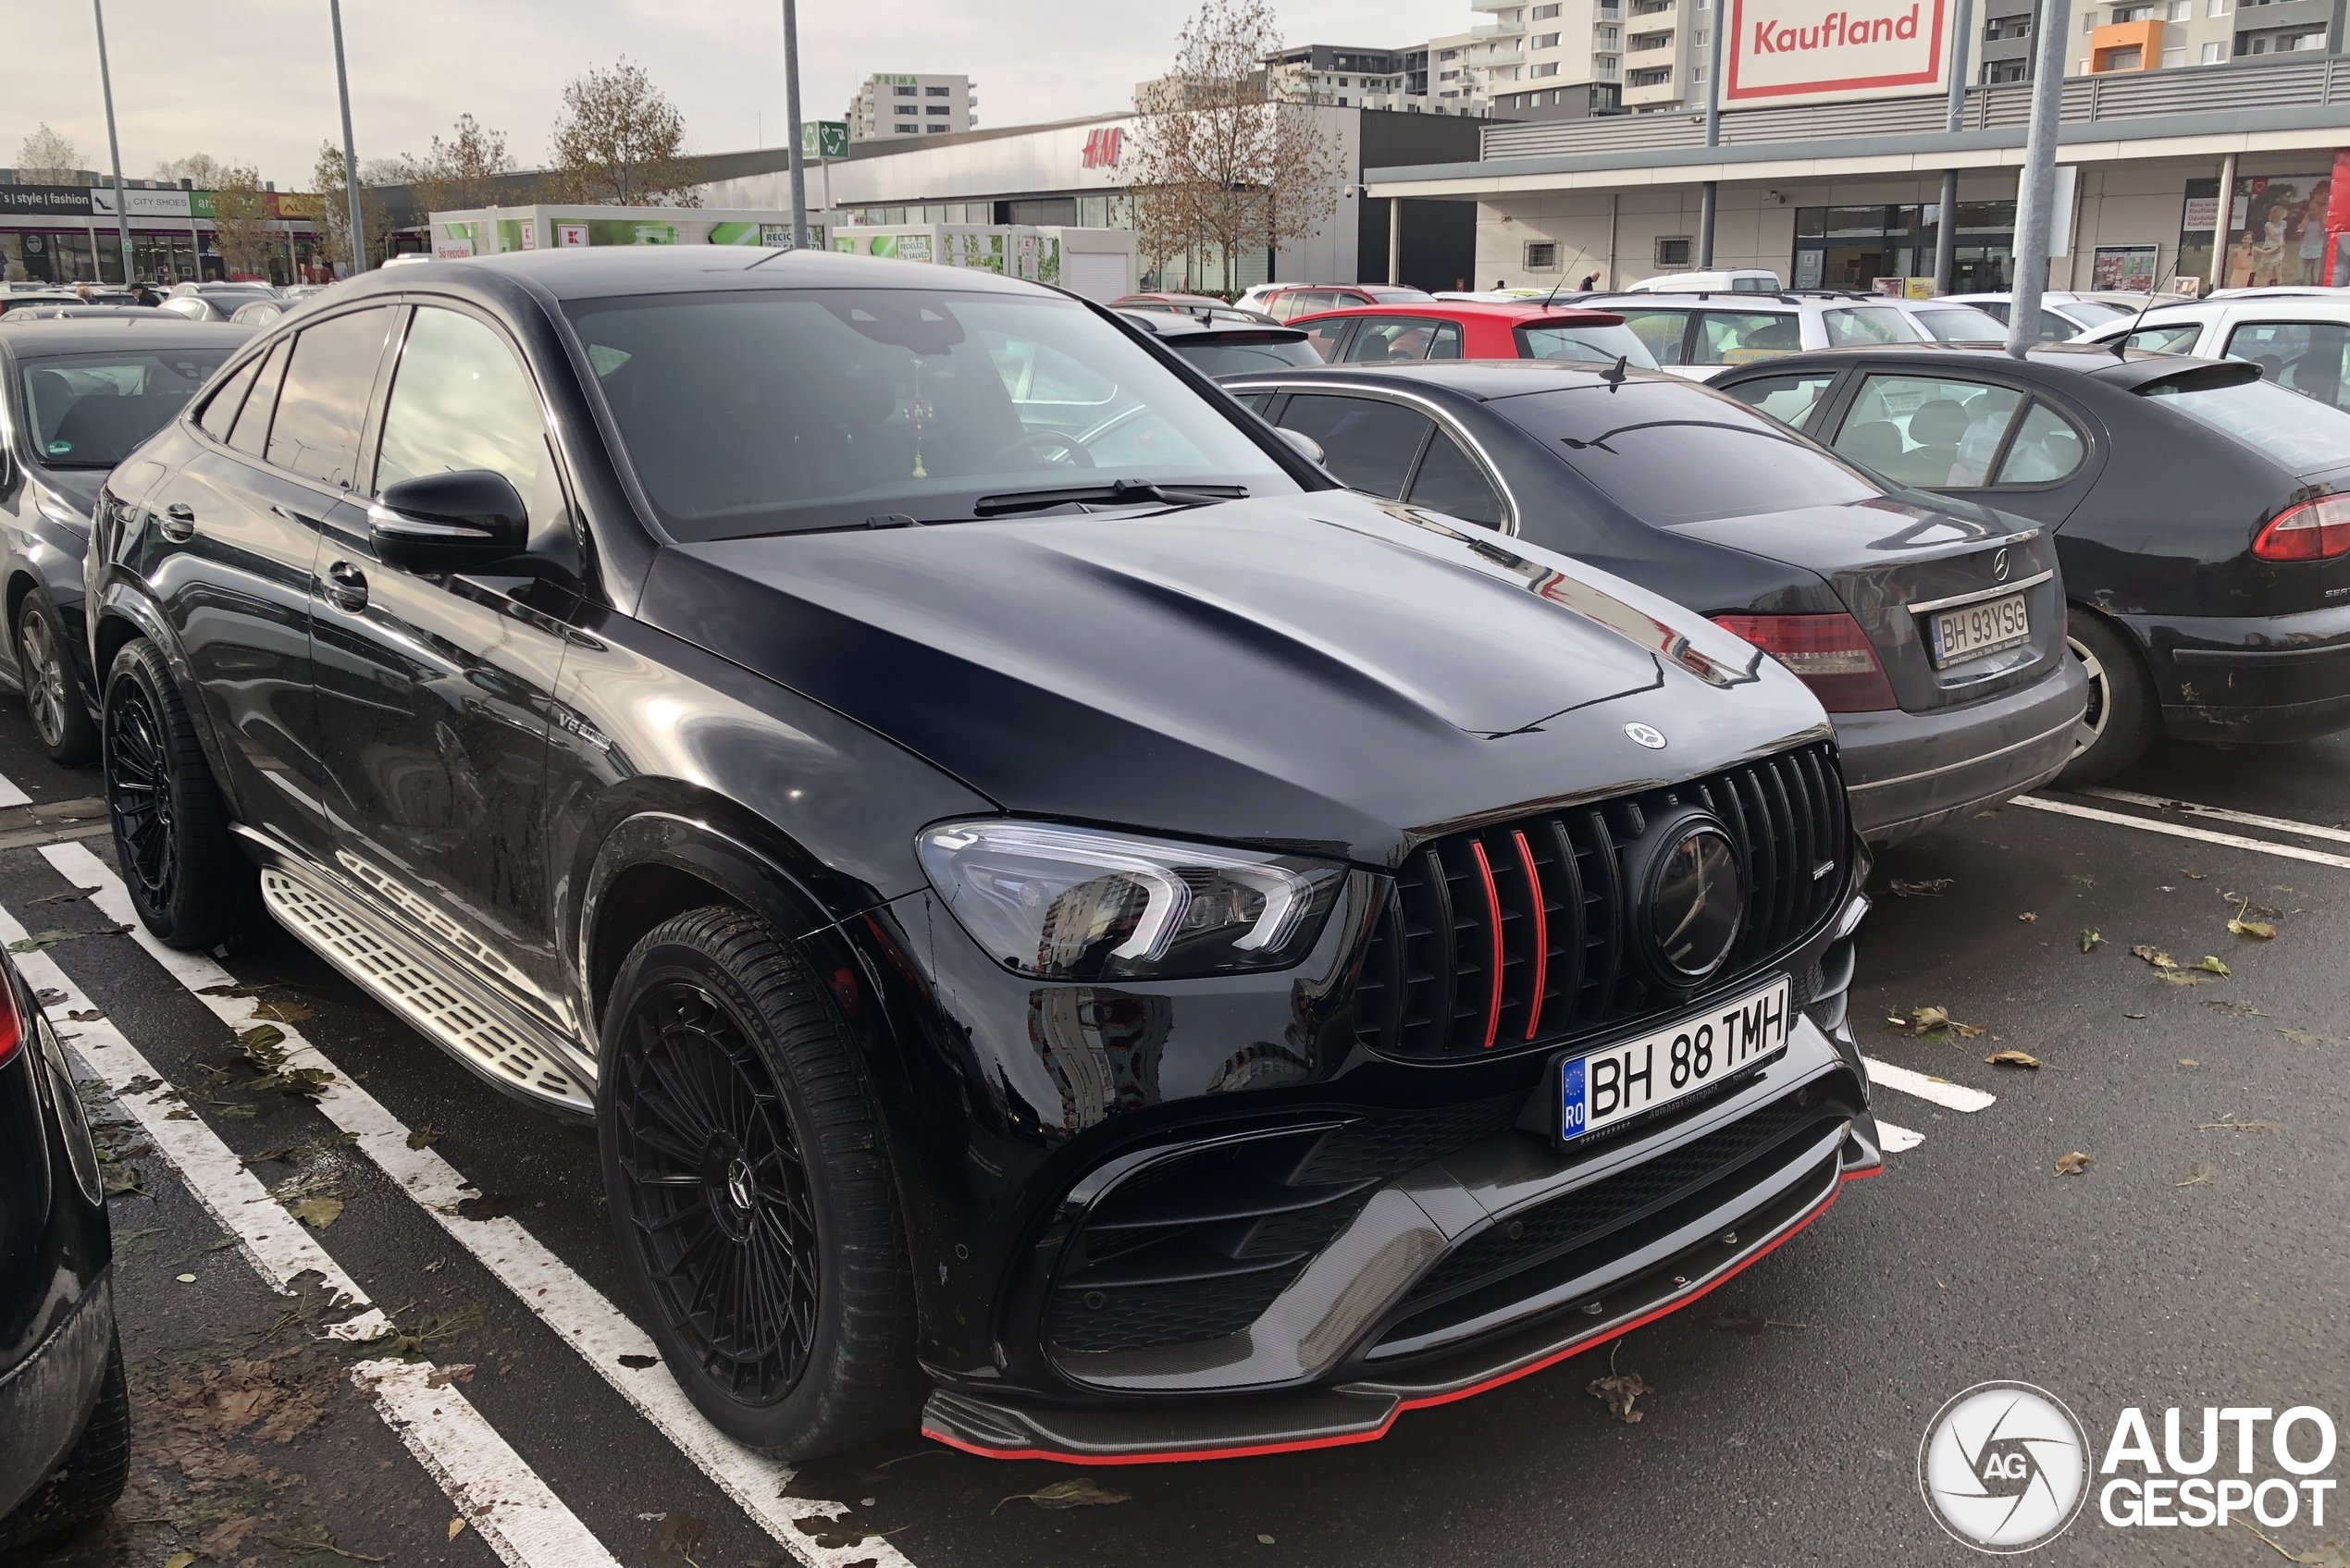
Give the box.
[1821,306,1923,347]
[266,306,397,488]
[198,355,265,442]
[228,339,291,458]
[1614,307,1690,365]
[1834,374,2022,488]
[2141,372,2350,472]
[1996,401,2088,485]
[1720,372,1837,431]
[1296,317,1352,362]
[1697,310,1800,363]
[1341,317,1462,364]
[2224,319,2350,411]
[1406,430,1504,526]
[1277,393,1434,498]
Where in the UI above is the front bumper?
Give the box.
[2124,604,2350,745]
[0,1271,113,1518]
[922,991,1880,1463]
[1834,656,2086,846]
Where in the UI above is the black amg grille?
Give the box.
[1045,1098,1521,1357]
[1353,742,1849,1060]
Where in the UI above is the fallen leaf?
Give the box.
[618,1353,659,1369]
[406,1125,440,1150]
[197,982,274,997]
[114,1225,165,1257]
[1588,1372,1651,1423]
[1259,1535,1277,1545]
[2230,917,2278,941]
[236,1022,288,1056]
[2131,945,2179,970]
[2199,1116,2282,1134]
[2080,929,2104,953]
[652,1511,708,1568]
[1889,877,1954,897]
[2180,1058,2199,1068]
[2054,1151,2094,1176]
[251,997,315,1023]
[449,1518,468,1541]
[271,1512,386,1562]
[1985,1049,2041,1069]
[2278,1028,2333,1046]
[2017,911,2037,922]
[176,1273,197,1283]
[8,930,74,953]
[165,1553,196,1568]
[200,1516,263,1560]
[288,1196,344,1229]
[35,988,65,1005]
[2205,1000,2267,1018]
[67,1007,105,1021]
[2244,1523,2350,1565]
[995,1477,1131,1513]
[120,1073,160,1095]
[2182,868,2204,880]
[2125,1012,2147,1019]
[1883,1006,1985,1040]
[101,1163,144,1197]
[425,1364,476,1389]
[2176,1162,2219,1188]
[2193,955,2231,976]
[31,886,95,905]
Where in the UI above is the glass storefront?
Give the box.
[1,227,326,287]
[1792,202,2015,291]
[2177,172,2332,290]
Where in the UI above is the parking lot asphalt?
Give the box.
[3,698,2344,1568]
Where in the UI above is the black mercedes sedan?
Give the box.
[1218,360,2084,846]
[0,939,126,1550]
[86,247,1883,1463]
[1711,343,2350,782]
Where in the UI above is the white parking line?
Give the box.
[41,842,902,1568]
[2017,796,2350,871]
[0,901,389,1341]
[1876,1120,1925,1154]
[0,773,29,808]
[352,1360,625,1568]
[2084,786,2350,848]
[1861,1057,1997,1114]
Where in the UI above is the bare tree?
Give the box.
[153,153,226,188]
[312,144,396,270]
[385,114,521,219]
[1126,0,1342,296]
[208,166,277,280]
[16,124,81,184]
[547,59,700,206]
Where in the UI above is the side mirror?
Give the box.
[367,470,526,569]
[1274,426,1327,467]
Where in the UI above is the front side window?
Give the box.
[19,346,234,467]
[1275,393,1435,498]
[376,307,549,502]
[266,307,398,488]
[567,289,1294,538]
[1820,306,1924,347]
[1833,374,2022,488]
[2224,319,2350,411]
[1496,380,1881,524]
[1719,371,1837,431]
[1697,310,1801,363]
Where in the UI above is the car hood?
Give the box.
[639,492,1820,863]
[28,465,105,523]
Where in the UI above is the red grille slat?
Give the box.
[1511,829,1548,1042]
[1468,838,1506,1050]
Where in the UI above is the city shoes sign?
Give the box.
[1725,0,1948,105]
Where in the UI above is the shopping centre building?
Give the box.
[0,179,327,286]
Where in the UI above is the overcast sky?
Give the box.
[8,0,1454,189]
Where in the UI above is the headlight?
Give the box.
[915,819,1347,982]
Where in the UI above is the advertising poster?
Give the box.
[557,222,589,247]
[2091,244,2159,293]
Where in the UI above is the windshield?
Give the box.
[568,289,1296,538]
[1514,321,1660,369]
[1168,335,1325,377]
[19,347,234,468]
[1911,306,2008,344]
[2141,373,2350,473]
[1821,306,1924,346]
[2066,300,2132,325]
[1493,379,1883,523]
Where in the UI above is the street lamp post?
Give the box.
[329,0,366,275]
[782,0,810,248]
[2005,0,2072,355]
[92,0,133,287]
[1698,0,1725,267]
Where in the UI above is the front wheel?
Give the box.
[15,591,96,766]
[600,906,921,1459]
[2054,611,2155,788]
[102,637,251,947]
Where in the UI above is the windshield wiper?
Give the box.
[972,479,1247,518]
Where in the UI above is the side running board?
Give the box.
[257,863,596,1117]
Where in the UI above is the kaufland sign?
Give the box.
[1726,0,1948,105]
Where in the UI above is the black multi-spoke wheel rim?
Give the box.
[19,611,69,749]
[105,678,175,901]
[613,982,820,1404]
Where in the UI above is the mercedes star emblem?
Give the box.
[1993,548,2011,583]
[1625,722,1667,749]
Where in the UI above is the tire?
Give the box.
[600,906,921,1459]
[102,637,252,948]
[0,1331,130,1552]
[15,591,97,766]
[2055,609,2156,788]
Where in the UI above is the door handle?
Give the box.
[160,503,195,542]
[324,560,368,611]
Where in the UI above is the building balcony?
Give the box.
[1477,43,1528,65]
[2087,17,2163,69]
[1627,31,1676,53]
[1623,69,1677,104]
[1473,17,1528,35]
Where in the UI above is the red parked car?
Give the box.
[1286,299,1659,368]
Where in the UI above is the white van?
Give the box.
[1623,269,1784,294]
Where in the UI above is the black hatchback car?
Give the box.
[1219,361,2084,846]
[1712,344,2350,782]
[86,247,1883,1463]
[0,941,126,1550]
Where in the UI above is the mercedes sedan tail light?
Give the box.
[2252,495,2350,562]
[1712,611,1899,712]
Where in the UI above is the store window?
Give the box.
[1792,203,2014,291]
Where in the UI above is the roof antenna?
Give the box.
[1540,245,1590,310]
[1601,352,1629,386]
[2112,279,2164,359]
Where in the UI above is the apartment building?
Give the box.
[1479,0,1711,119]
[846,74,979,143]
[1977,0,2336,81]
